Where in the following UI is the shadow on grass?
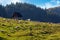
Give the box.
[0,37,7,40]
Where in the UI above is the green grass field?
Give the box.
[0,17,60,40]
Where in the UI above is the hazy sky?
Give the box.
[0,0,60,9]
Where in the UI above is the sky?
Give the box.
[0,0,60,9]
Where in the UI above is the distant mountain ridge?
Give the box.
[0,3,60,23]
[47,6,60,16]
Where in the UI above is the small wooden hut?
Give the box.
[12,12,22,19]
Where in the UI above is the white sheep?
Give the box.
[27,19,31,21]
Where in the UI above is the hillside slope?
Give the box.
[47,6,60,16]
[0,17,60,40]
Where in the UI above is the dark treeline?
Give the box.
[0,2,60,23]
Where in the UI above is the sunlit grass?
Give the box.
[0,17,60,40]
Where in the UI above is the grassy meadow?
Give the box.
[0,17,60,40]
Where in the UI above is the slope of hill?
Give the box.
[47,6,60,16]
[0,17,60,40]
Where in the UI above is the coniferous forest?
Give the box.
[0,3,60,23]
